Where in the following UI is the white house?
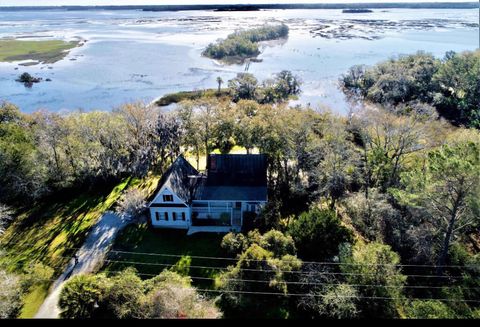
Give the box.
[149,154,268,234]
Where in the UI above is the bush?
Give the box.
[405,300,456,319]
[221,232,248,256]
[259,229,296,257]
[314,284,359,319]
[339,242,406,318]
[144,270,221,319]
[288,208,353,261]
[59,269,222,319]
[59,274,109,319]
[145,283,221,319]
[0,204,13,235]
[99,268,147,319]
[343,190,402,244]
[0,270,22,319]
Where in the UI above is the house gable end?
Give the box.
[150,185,187,206]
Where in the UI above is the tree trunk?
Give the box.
[436,213,456,276]
[363,146,370,200]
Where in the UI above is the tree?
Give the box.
[432,50,480,128]
[232,100,262,154]
[144,270,221,319]
[341,51,439,105]
[216,76,223,93]
[274,70,302,99]
[178,98,221,164]
[0,204,13,235]
[114,102,159,177]
[228,73,258,102]
[306,116,361,209]
[303,283,359,319]
[0,270,22,319]
[221,232,248,256]
[405,300,456,319]
[59,274,109,319]
[98,268,147,319]
[339,242,406,318]
[216,243,302,318]
[288,208,353,261]
[393,139,480,275]
[0,102,45,202]
[341,49,480,128]
[59,269,221,319]
[343,189,403,245]
[351,106,435,192]
[259,229,296,257]
[115,188,147,219]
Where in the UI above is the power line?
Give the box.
[4,241,480,269]
[22,274,480,304]
[116,271,480,291]
[192,289,480,303]
[104,259,467,279]
[107,248,480,269]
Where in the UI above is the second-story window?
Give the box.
[163,194,173,202]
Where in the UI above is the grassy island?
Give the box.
[202,24,289,63]
[0,39,82,65]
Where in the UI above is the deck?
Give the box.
[187,225,240,235]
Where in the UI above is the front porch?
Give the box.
[191,201,243,228]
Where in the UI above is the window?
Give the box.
[155,212,160,221]
[163,194,173,202]
[182,212,186,221]
[164,212,169,221]
[172,212,177,221]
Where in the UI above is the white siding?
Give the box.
[150,207,190,229]
[150,186,191,229]
[150,186,186,206]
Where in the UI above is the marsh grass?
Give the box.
[0,39,81,64]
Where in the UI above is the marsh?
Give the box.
[0,8,478,113]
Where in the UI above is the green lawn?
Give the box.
[0,39,80,64]
[0,178,135,318]
[1,178,132,274]
[103,224,230,288]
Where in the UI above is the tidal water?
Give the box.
[0,8,478,114]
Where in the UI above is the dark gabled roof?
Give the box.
[205,154,267,187]
[194,185,267,202]
[156,155,199,203]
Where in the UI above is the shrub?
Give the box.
[0,204,13,235]
[59,274,109,319]
[259,229,296,257]
[339,242,406,318]
[145,284,221,319]
[405,300,456,319]
[0,270,22,319]
[288,208,353,261]
[221,232,248,256]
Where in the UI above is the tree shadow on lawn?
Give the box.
[1,179,130,272]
